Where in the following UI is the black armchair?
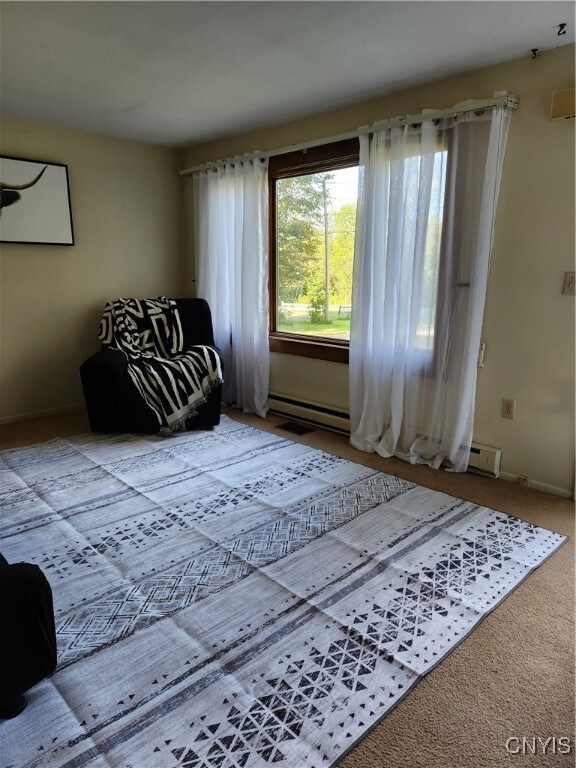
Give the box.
[80,298,223,434]
[0,554,57,718]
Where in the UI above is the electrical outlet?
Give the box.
[502,398,516,419]
[519,475,531,488]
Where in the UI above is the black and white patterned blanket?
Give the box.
[98,296,222,431]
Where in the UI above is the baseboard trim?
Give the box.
[0,403,86,426]
[499,471,574,499]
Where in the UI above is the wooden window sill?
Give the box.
[269,334,349,364]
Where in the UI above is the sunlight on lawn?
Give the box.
[278,308,351,340]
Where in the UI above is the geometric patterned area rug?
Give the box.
[0,415,566,768]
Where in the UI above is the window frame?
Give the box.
[268,138,359,364]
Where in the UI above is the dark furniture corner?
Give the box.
[0,554,57,719]
[80,297,222,434]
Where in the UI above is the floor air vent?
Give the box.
[276,421,316,436]
[467,442,501,478]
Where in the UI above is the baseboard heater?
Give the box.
[267,394,501,478]
[267,394,350,435]
[467,442,501,479]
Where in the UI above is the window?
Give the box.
[276,166,358,340]
[268,138,447,364]
[268,139,359,363]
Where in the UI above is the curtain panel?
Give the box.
[350,105,512,471]
[194,158,270,417]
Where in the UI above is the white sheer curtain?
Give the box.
[350,104,512,471]
[194,158,269,417]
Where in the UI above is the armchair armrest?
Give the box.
[80,349,131,432]
[85,348,128,376]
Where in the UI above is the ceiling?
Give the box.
[1,2,574,147]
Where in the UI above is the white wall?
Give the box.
[181,45,575,496]
[0,118,186,421]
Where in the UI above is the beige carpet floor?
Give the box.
[1,407,574,768]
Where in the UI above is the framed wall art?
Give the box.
[0,155,74,245]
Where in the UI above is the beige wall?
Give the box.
[0,118,185,421]
[181,45,575,496]
[1,48,573,496]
